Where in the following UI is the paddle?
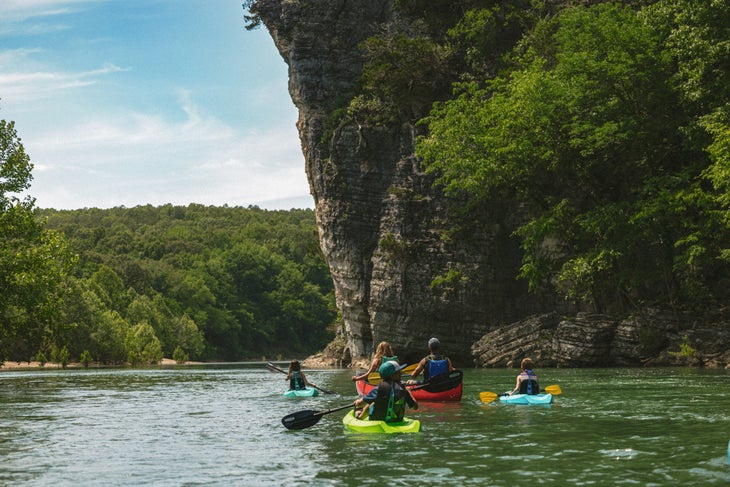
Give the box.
[266,361,337,395]
[365,363,418,384]
[281,403,354,430]
[479,384,562,403]
[410,369,463,392]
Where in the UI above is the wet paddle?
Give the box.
[266,362,337,395]
[365,363,418,384]
[479,384,562,403]
[281,403,354,430]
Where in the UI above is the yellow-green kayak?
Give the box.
[342,409,421,433]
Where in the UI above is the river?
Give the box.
[1,364,728,486]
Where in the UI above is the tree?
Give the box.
[0,119,76,363]
[418,3,715,310]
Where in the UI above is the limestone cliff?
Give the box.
[252,0,560,367]
[252,0,730,370]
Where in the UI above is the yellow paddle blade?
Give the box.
[365,363,418,384]
[366,373,382,385]
[402,363,418,375]
[544,384,562,395]
[479,391,499,403]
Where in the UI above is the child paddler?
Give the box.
[354,361,417,422]
[508,357,540,395]
[285,360,314,390]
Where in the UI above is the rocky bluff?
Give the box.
[252,0,730,369]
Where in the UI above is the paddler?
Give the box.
[508,357,540,395]
[354,360,418,422]
[406,337,456,385]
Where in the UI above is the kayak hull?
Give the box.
[283,387,319,398]
[342,409,421,433]
[355,378,462,402]
[499,393,553,405]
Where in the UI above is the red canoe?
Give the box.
[355,371,463,402]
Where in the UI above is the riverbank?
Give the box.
[0,358,198,371]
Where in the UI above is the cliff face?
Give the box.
[254,0,558,366]
[252,0,730,369]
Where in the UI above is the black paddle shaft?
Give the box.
[281,404,354,430]
[410,370,463,392]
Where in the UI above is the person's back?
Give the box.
[424,353,449,380]
[287,360,307,390]
[289,370,306,390]
[518,369,539,395]
[512,357,540,395]
[369,381,408,422]
[355,360,417,422]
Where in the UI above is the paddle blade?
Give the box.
[266,362,286,374]
[366,372,382,385]
[479,391,498,403]
[544,384,562,396]
[366,363,418,385]
[281,409,323,430]
[402,363,418,375]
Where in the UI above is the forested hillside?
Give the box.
[38,205,335,364]
[0,182,336,365]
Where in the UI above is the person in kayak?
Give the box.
[352,341,398,382]
[285,360,314,391]
[509,357,540,395]
[406,337,456,385]
[354,360,417,422]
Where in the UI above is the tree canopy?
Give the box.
[416,0,730,312]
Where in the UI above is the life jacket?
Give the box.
[380,355,398,366]
[518,369,540,395]
[289,371,306,390]
[424,354,449,380]
[369,381,407,423]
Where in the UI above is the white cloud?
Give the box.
[25,91,310,210]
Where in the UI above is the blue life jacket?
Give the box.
[290,371,306,390]
[518,370,540,395]
[425,354,449,380]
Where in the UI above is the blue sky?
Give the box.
[0,0,311,210]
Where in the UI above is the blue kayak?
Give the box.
[500,393,553,405]
[283,387,318,398]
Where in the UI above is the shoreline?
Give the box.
[0,358,199,371]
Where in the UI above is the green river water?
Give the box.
[1,364,728,486]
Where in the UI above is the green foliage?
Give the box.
[359,33,452,120]
[41,204,335,362]
[125,322,163,366]
[0,119,76,363]
[35,350,47,366]
[172,346,189,364]
[418,1,730,311]
[669,335,698,361]
[79,349,92,367]
[52,345,70,368]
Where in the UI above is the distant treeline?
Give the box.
[6,199,336,365]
